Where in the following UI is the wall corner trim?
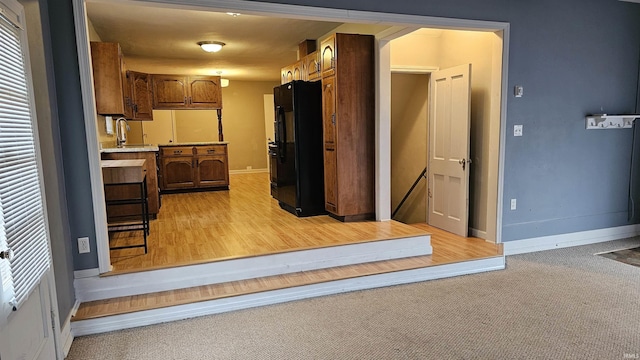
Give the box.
[503,224,640,255]
[61,300,80,357]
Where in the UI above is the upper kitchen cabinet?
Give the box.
[281,65,293,84]
[304,51,321,81]
[320,35,336,77]
[292,60,303,81]
[90,42,129,116]
[188,76,223,108]
[128,71,153,120]
[152,75,223,109]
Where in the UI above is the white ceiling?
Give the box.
[86,2,344,82]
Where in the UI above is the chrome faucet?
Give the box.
[115,117,129,147]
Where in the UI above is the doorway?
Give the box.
[388,28,504,243]
[73,0,509,274]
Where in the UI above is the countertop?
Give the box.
[100,144,159,153]
[157,142,229,147]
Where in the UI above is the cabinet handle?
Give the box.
[189,96,192,105]
[331,113,336,125]
[184,96,187,105]
[207,149,215,154]
[173,150,182,154]
[331,56,335,69]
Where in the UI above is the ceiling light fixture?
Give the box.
[226,12,241,17]
[198,41,225,53]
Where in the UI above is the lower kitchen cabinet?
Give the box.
[159,144,229,191]
[100,151,160,219]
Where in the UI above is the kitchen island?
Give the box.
[100,145,160,219]
[158,142,229,191]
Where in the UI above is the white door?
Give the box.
[0,1,60,358]
[143,110,175,145]
[428,64,472,236]
[0,276,57,360]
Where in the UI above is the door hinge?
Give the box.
[428,188,432,198]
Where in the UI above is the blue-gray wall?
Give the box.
[45,0,640,273]
[47,0,99,269]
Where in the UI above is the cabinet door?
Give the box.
[130,71,153,120]
[122,67,134,119]
[324,145,338,213]
[305,52,321,81]
[152,75,188,109]
[322,76,336,145]
[320,35,336,77]
[90,42,127,115]
[162,157,195,189]
[187,76,222,109]
[196,155,229,187]
[292,60,303,81]
[281,65,293,84]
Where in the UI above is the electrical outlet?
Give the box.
[514,125,523,137]
[510,199,517,211]
[514,85,523,98]
[78,237,90,254]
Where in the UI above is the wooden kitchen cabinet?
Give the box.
[129,71,153,120]
[159,144,229,191]
[101,151,161,219]
[321,33,375,221]
[281,65,293,84]
[152,75,223,109]
[304,51,321,81]
[292,60,303,81]
[91,42,129,116]
[320,35,336,77]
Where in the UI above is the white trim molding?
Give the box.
[503,224,640,255]
[74,268,100,279]
[71,256,504,336]
[61,300,80,357]
[75,234,432,302]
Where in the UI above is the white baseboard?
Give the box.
[229,168,268,174]
[75,235,432,302]
[71,256,504,336]
[469,228,487,240]
[503,224,640,256]
[61,300,80,356]
[74,268,100,279]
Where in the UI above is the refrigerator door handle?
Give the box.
[276,106,286,161]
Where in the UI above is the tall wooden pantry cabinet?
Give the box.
[320,33,375,221]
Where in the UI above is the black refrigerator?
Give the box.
[273,80,325,217]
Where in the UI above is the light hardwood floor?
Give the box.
[108,173,429,274]
[76,174,502,321]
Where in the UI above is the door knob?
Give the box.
[0,249,14,260]
[459,158,466,170]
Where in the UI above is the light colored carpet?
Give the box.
[67,238,640,360]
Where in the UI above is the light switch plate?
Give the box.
[510,199,517,210]
[514,125,523,137]
[514,85,523,98]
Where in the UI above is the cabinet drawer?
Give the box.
[161,146,193,157]
[196,145,226,155]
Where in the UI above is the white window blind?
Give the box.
[0,9,51,312]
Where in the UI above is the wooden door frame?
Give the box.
[72,0,510,273]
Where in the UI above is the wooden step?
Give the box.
[71,253,505,336]
[74,232,432,302]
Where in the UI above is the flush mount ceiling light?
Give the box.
[197,41,225,53]
[226,12,241,17]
